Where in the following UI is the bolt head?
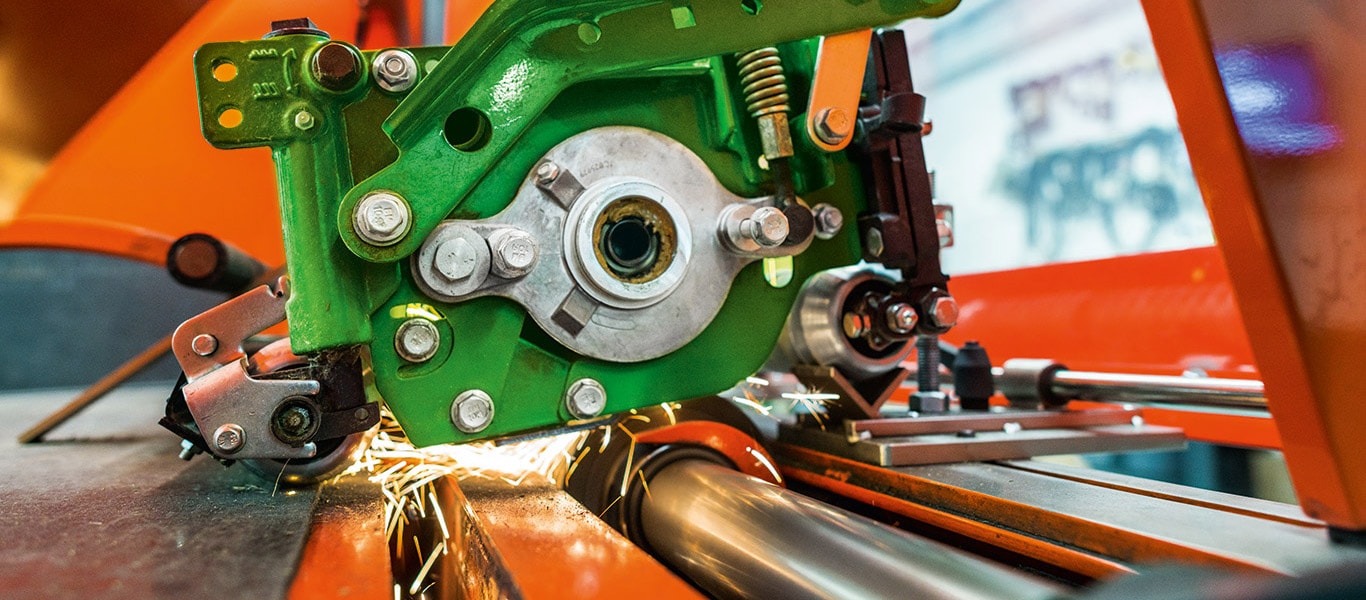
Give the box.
[214,423,245,454]
[816,108,854,144]
[266,18,327,38]
[395,318,440,363]
[812,203,843,239]
[372,49,417,92]
[490,230,538,278]
[929,296,959,329]
[434,237,478,281]
[452,390,495,433]
[865,228,885,258]
[565,378,607,419]
[885,302,919,334]
[535,161,560,185]
[354,192,410,246]
[293,110,315,130]
[748,207,789,247]
[311,42,361,90]
[191,334,219,357]
[842,313,869,339]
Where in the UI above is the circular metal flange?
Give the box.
[451,390,495,433]
[564,179,692,309]
[410,127,761,363]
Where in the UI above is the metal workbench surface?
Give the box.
[0,383,355,599]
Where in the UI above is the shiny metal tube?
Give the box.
[639,460,1067,600]
[1052,371,1265,409]
[992,364,1267,409]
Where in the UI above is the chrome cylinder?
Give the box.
[639,460,1065,600]
[994,360,1267,409]
[1052,370,1266,409]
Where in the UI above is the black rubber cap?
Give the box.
[953,340,995,411]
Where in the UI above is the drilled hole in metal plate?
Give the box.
[212,60,237,82]
[443,107,491,151]
[218,107,243,128]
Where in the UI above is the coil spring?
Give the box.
[736,47,789,118]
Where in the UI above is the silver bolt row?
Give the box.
[446,378,606,435]
[355,191,540,280]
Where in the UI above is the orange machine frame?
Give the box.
[1141,0,1366,532]
[2,0,1360,534]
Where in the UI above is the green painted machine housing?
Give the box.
[192,0,958,447]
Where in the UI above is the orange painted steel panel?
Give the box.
[1068,399,1281,450]
[455,475,705,600]
[0,0,365,266]
[635,420,783,485]
[443,0,497,44]
[945,247,1258,377]
[1142,0,1365,529]
[287,481,392,600]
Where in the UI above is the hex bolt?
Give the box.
[565,378,607,419]
[353,192,410,246]
[294,110,316,131]
[394,318,440,363]
[489,229,539,279]
[865,227,885,258]
[841,312,869,339]
[372,49,418,93]
[213,423,246,454]
[265,18,327,39]
[884,302,919,335]
[451,390,495,433]
[929,296,960,329]
[433,237,478,281]
[191,334,219,357]
[311,42,362,91]
[535,161,560,186]
[812,203,844,239]
[743,207,789,248]
[815,107,854,145]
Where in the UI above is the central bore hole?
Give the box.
[601,216,658,276]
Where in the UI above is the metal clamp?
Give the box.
[171,277,322,459]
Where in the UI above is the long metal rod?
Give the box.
[639,459,1067,600]
[1052,370,1265,408]
[17,334,173,443]
[991,366,1266,410]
